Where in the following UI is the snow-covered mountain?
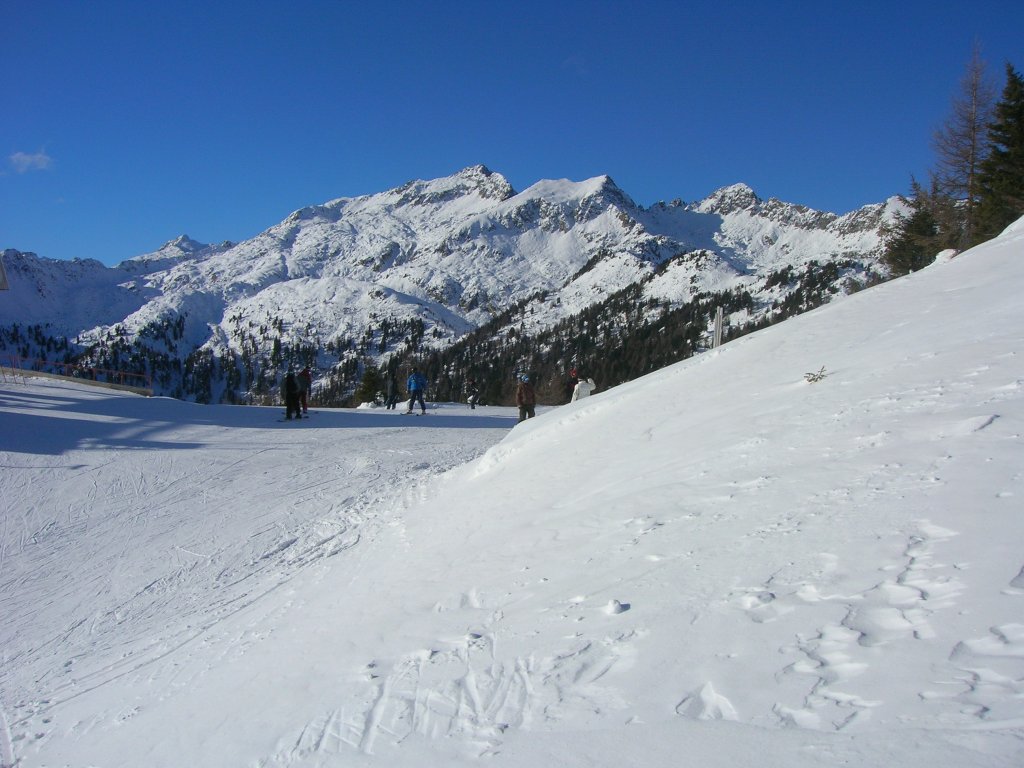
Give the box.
[0,166,905,402]
[2,216,1021,768]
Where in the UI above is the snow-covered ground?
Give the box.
[2,220,1023,767]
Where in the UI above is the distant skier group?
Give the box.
[515,367,595,422]
[281,364,595,423]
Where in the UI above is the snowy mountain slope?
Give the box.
[1,167,903,402]
[328,218,1024,764]
[685,183,904,272]
[1,219,1021,767]
[0,249,155,334]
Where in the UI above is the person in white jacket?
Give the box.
[571,377,595,402]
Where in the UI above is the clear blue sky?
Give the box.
[3,0,1022,266]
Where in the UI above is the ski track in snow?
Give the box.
[0,388,512,763]
[262,595,643,764]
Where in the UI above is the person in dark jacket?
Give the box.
[384,370,400,409]
[406,368,427,414]
[283,371,302,420]
[515,374,536,422]
[297,366,312,414]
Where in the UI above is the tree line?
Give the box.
[382,256,874,408]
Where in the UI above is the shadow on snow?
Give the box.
[0,382,518,456]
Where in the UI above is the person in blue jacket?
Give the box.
[406,367,427,414]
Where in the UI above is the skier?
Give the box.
[564,366,579,402]
[515,374,536,422]
[283,371,302,420]
[466,378,479,410]
[297,366,312,414]
[384,370,400,410]
[571,376,596,402]
[406,367,427,414]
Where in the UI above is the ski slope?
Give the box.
[2,220,1023,767]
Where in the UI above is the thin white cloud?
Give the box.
[9,150,54,174]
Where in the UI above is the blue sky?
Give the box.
[3,0,1022,266]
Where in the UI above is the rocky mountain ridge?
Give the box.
[0,166,904,403]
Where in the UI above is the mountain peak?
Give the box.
[695,183,761,214]
[592,174,637,209]
[392,166,515,208]
[516,174,637,212]
[118,234,214,270]
[455,164,516,199]
[456,164,495,180]
[165,235,208,253]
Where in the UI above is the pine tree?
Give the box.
[975,63,1024,243]
[882,181,942,276]
[931,44,996,247]
[354,363,384,405]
